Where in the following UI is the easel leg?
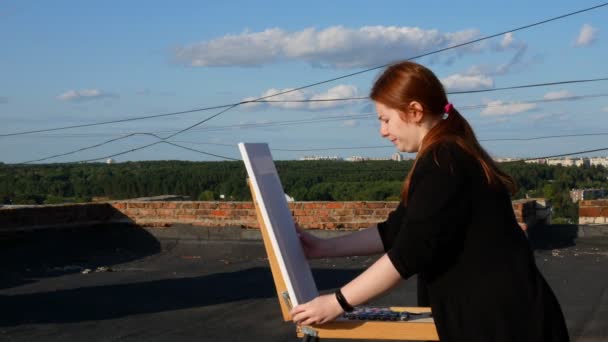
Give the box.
[302,333,319,342]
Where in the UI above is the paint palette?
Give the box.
[342,307,416,321]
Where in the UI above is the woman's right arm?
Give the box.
[298,224,384,259]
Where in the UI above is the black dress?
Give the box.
[377,141,569,342]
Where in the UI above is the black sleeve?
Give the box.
[377,201,406,252]
[387,143,472,279]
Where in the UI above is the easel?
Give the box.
[248,180,439,341]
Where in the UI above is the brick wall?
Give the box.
[1,199,540,233]
[0,203,122,232]
[109,201,395,229]
[579,200,608,224]
[512,199,538,230]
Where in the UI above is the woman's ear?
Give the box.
[407,101,424,123]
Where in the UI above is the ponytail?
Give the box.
[401,104,518,204]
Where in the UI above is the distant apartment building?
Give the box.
[570,188,608,203]
[299,156,343,161]
[391,153,403,162]
[525,157,608,167]
[494,157,518,163]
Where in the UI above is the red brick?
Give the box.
[579,207,608,217]
[111,202,127,210]
[138,209,157,216]
[155,209,174,217]
[355,209,374,216]
[296,216,314,223]
[303,203,322,209]
[193,209,211,216]
[181,202,199,209]
[365,203,386,209]
[374,209,392,217]
[236,202,254,209]
[325,202,344,209]
[177,215,197,221]
[580,200,608,207]
[199,202,219,209]
[343,202,364,209]
[316,209,330,216]
[129,202,146,208]
[334,209,355,216]
[292,209,307,216]
[211,210,228,217]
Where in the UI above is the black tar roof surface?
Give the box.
[1,224,607,342]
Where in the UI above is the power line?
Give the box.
[482,132,608,142]
[171,131,608,152]
[14,89,608,164]
[519,147,608,161]
[16,105,241,164]
[243,3,608,106]
[161,141,240,161]
[6,76,608,145]
[20,133,164,164]
[26,92,608,139]
[251,82,608,104]
[0,104,236,138]
[3,3,606,139]
[16,113,373,163]
[449,78,608,95]
[55,140,238,164]
[15,106,608,164]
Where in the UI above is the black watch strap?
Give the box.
[335,289,354,312]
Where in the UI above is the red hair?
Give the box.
[370,61,517,204]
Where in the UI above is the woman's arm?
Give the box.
[299,224,384,259]
[290,254,402,325]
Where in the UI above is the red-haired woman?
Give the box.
[290,61,569,341]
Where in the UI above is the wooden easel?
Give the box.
[248,180,439,341]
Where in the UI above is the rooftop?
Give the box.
[1,224,607,341]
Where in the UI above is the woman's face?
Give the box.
[375,101,425,153]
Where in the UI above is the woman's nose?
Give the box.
[380,124,388,137]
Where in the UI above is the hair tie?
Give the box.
[443,103,453,120]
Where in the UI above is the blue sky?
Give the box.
[1,0,607,163]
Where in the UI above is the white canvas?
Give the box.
[238,143,319,307]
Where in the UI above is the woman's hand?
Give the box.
[296,224,329,259]
[290,294,344,326]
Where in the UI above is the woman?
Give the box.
[290,61,569,341]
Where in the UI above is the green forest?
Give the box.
[1,160,607,223]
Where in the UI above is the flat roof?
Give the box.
[1,224,607,341]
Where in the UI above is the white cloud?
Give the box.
[543,90,575,100]
[241,88,307,110]
[602,106,608,112]
[242,84,362,111]
[467,32,531,76]
[441,73,493,92]
[499,32,514,49]
[175,25,481,68]
[309,85,359,110]
[480,100,537,116]
[574,24,599,47]
[342,119,359,127]
[57,89,118,102]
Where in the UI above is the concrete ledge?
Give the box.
[578,224,608,238]
[143,224,358,242]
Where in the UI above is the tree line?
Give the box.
[1,160,606,223]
